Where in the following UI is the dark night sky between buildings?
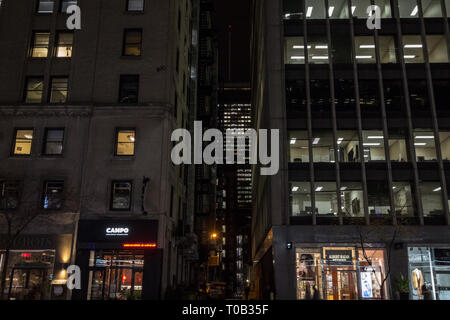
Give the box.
[213,0,251,84]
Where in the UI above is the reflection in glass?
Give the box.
[393,182,415,216]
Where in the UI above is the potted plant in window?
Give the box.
[393,274,410,300]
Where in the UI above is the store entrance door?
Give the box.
[324,270,358,300]
[7,268,49,300]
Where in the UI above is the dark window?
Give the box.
[42,181,64,210]
[37,0,54,13]
[25,77,44,103]
[43,128,65,155]
[31,32,50,58]
[56,32,73,57]
[123,29,142,56]
[127,0,144,11]
[433,80,450,116]
[359,79,380,118]
[119,75,139,103]
[311,79,331,116]
[0,181,20,210]
[61,0,77,12]
[286,79,306,112]
[111,181,132,211]
[115,129,136,156]
[50,77,68,103]
[409,80,430,118]
[12,129,34,156]
[384,80,405,114]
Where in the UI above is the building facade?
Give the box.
[0,0,196,300]
[251,0,450,300]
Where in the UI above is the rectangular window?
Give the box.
[315,182,338,216]
[368,182,390,216]
[42,180,64,210]
[289,131,309,163]
[25,77,44,103]
[355,36,376,64]
[290,182,312,216]
[439,132,450,161]
[340,182,364,217]
[337,130,360,163]
[285,37,306,65]
[414,130,437,161]
[12,129,33,156]
[363,131,386,162]
[111,181,132,211]
[398,0,419,18]
[403,35,424,63]
[123,29,142,56]
[389,131,409,162]
[50,77,68,103]
[420,182,444,217]
[116,129,136,156]
[43,128,65,155]
[31,32,50,58]
[56,32,73,57]
[375,0,392,18]
[127,0,144,11]
[422,0,443,17]
[393,181,415,217]
[379,36,397,63]
[0,181,20,210]
[312,131,334,163]
[352,0,371,18]
[328,0,349,19]
[426,35,449,63]
[37,0,54,13]
[305,0,326,19]
[119,75,139,103]
[61,0,77,13]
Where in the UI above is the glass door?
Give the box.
[324,270,358,300]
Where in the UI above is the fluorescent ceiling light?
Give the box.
[356,56,373,59]
[315,186,323,192]
[433,187,442,192]
[360,45,375,49]
[415,136,434,139]
[340,187,347,191]
[337,138,344,145]
[363,143,381,146]
[293,45,311,49]
[328,6,335,17]
[351,6,356,15]
[312,56,328,60]
[404,44,422,48]
[368,136,384,139]
[315,45,328,49]
[290,139,297,145]
[306,6,313,17]
[291,56,305,60]
[411,5,418,16]
[313,138,321,145]
[404,55,416,59]
[292,186,299,192]
[414,143,427,146]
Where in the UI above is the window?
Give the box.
[127,0,144,11]
[31,32,50,58]
[119,75,139,103]
[352,0,371,18]
[426,35,449,63]
[61,0,77,13]
[379,36,397,63]
[447,0,450,16]
[123,29,142,56]
[398,0,419,18]
[340,182,365,217]
[289,131,309,163]
[290,182,312,216]
[414,130,437,161]
[0,181,20,210]
[25,77,44,103]
[420,182,444,217]
[56,32,73,57]
[328,0,349,19]
[50,77,68,103]
[403,35,424,63]
[37,0,54,13]
[305,0,326,19]
[439,132,450,161]
[285,37,306,64]
[336,130,360,163]
[315,182,338,216]
[363,131,386,162]
[384,80,405,113]
[312,130,334,163]
[43,129,65,155]
[375,0,393,18]
[111,181,132,211]
[393,181,415,216]
[389,131,409,162]
[12,129,33,155]
[368,182,390,216]
[422,0,443,17]
[42,181,64,210]
[355,36,376,64]
[116,129,136,156]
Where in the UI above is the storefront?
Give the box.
[295,246,388,300]
[0,234,74,300]
[408,246,450,300]
[72,220,162,300]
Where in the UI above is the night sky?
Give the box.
[213,0,251,84]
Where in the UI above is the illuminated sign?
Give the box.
[123,243,157,249]
[106,227,129,236]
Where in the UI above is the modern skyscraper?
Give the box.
[250,0,450,300]
[0,0,197,300]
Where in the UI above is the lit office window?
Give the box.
[12,129,33,155]
[31,32,50,58]
[355,36,376,64]
[43,129,65,155]
[308,36,329,63]
[305,0,326,19]
[25,77,44,103]
[393,182,415,216]
[0,181,20,210]
[421,0,443,17]
[128,0,144,11]
[414,130,437,162]
[116,129,136,156]
[375,0,393,18]
[363,131,386,162]
[336,130,360,163]
[426,35,449,63]
[388,131,409,162]
[42,181,64,210]
[285,37,305,64]
[368,182,391,216]
[119,75,139,103]
[351,0,371,18]
[312,131,335,163]
[402,35,424,63]
[328,0,349,19]
[290,182,312,216]
[340,182,365,217]
[37,0,54,13]
[315,182,338,216]
[123,29,142,56]
[50,77,68,103]
[420,182,444,217]
[56,32,73,57]
[289,131,309,163]
[111,181,132,211]
[379,36,397,63]
[439,132,450,161]
[61,0,77,13]
[398,0,419,18]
